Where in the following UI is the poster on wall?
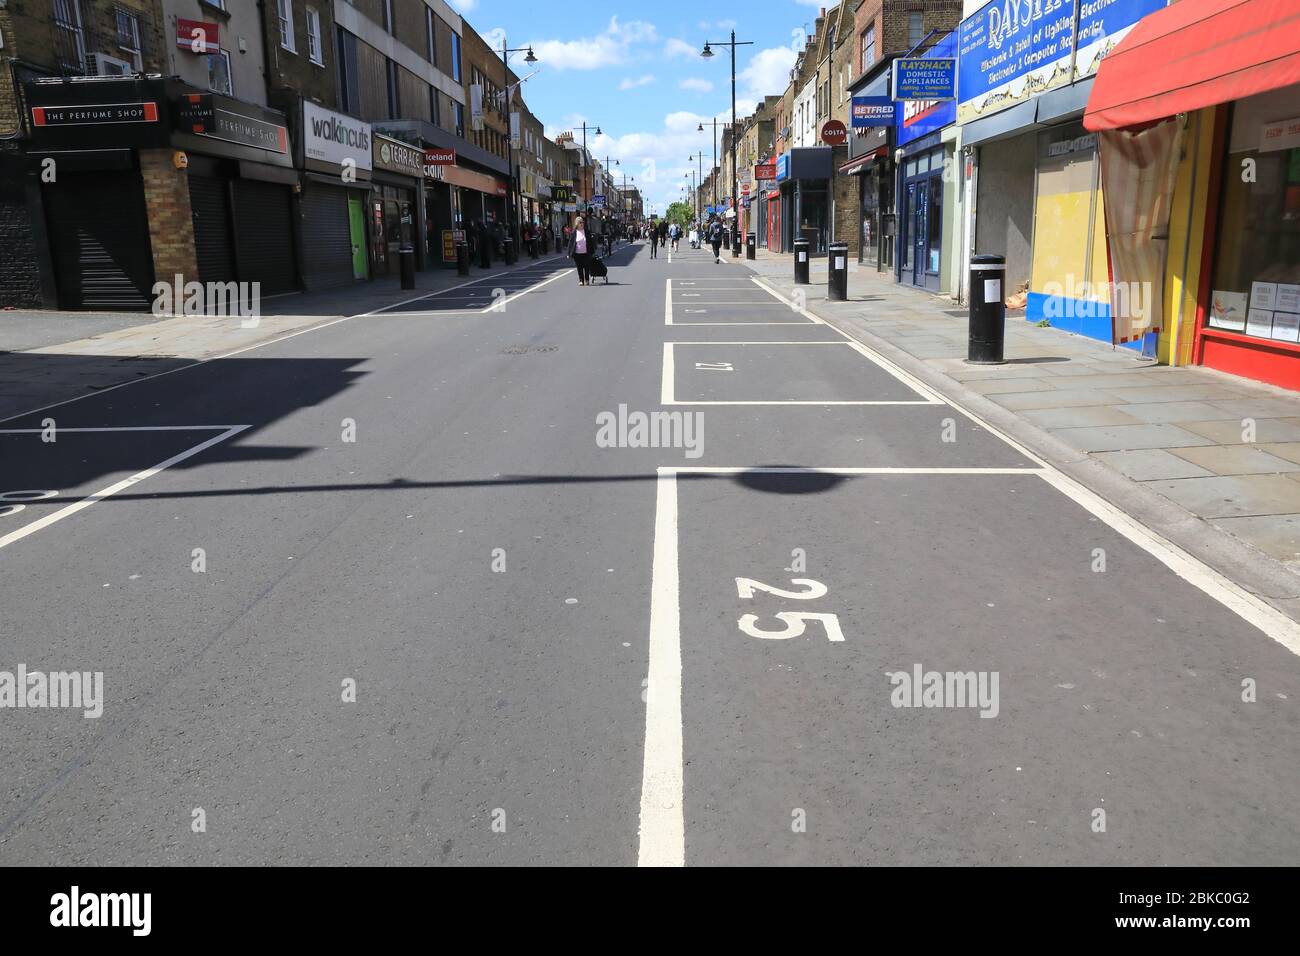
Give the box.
[1208,290,1248,331]
[1246,309,1275,338]
[1250,281,1278,312]
[1275,283,1300,313]
[1271,312,1300,342]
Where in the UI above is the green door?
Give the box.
[348,197,367,280]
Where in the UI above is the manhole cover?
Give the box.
[500,345,558,355]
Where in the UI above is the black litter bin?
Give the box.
[746,232,756,260]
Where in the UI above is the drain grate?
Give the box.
[500,344,559,355]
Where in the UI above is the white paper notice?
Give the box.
[1275,283,1300,313]
[798,252,807,262]
[1271,312,1300,342]
[1246,308,1275,337]
[1250,281,1278,312]
[985,279,1002,303]
[834,256,845,270]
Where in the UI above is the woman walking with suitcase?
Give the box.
[568,216,593,286]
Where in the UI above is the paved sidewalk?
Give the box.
[745,247,1300,615]
[0,251,573,422]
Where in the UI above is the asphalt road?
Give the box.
[2,240,1298,866]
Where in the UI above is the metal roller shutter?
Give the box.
[300,183,354,291]
[232,178,297,296]
[44,170,154,311]
[188,174,236,286]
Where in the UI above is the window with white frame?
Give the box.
[306,7,323,64]
[116,7,142,71]
[277,0,296,53]
[209,49,233,95]
[52,0,87,74]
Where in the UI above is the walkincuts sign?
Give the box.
[302,101,372,173]
[957,0,1167,125]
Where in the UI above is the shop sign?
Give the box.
[958,0,1165,125]
[32,101,159,127]
[1261,117,1300,154]
[176,18,219,53]
[182,94,288,153]
[551,185,574,203]
[897,33,959,147]
[303,101,372,171]
[892,58,956,101]
[373,133,424,178]
[775,153,790,184]
[851,96,897,128]
[591,194,607,207]
[1046,133,1098,157]
[754,162,777,181]
[820,120,848,146]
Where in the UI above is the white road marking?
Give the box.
[477,267,573,314]
[639,468,684,867]
[752,276,1300,659]
[363,256,571,316]
[664,279,672,326]
[667,466,1046,475]
[0,425,250,551]
[660,343,675,405]
[661,342,941,405]
[0,426,239,433]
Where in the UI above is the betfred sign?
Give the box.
[754,162,776,181]
[821,120,848,146]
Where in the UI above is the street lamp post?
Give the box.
[499,36,537,251]
[697,117,719,209]
[576,121,601,208]
[701,30,752,256]
[688,152,704,219]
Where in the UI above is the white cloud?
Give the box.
[716,19,738,30]
[679,78,713,94]
[523,17,659,71]
[449,0,477,11]
[619,74,656,90]
[739,46,798,101]
[663,38,699,59]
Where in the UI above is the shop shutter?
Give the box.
[43,170,153,311]
[188,174,236,286]
[300,184,354,290]
[231,178,297,296]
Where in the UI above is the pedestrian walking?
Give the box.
[649,220,658,258]
[708,217,724,263]
[568,215,593,286]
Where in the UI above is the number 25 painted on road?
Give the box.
[735,577,845,643]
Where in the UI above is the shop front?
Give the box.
[960,0,1169,344]
[297,99,371,289]
[174,89,299,296]
[369,133,426,277]
[23,76,172,310]
[787,147,833,256]
[1084,0,1300,389]
[423,148,460,270]
[845,79,894,271]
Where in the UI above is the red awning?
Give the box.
[839,145,888,175]
[1084,0,1300,132]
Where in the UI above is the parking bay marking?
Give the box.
[0,425,250,551]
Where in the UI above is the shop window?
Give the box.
[1209,98,1300,342]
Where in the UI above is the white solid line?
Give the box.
[670,322,820,326]
[661,342,675,405]
[362,255,570,316]
[478,266,574,314]
[0,425,239,433]
[0,425,250,551]
[638,467,684,867]
[666,400,937,406]
[664,278,673,326]
[666,466,1046,475]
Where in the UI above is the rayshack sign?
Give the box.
[958,0,1168,125]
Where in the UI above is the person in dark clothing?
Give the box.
[567,215,593,286]
[649,220,658,258]
[707,217,725,263]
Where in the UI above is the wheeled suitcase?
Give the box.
[587,255,609,283]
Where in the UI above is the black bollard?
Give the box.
[456,241,470,276]
[968,254,1007,364]
[794,238,810,285]
[827,241,848,301]
[399,243,416,290]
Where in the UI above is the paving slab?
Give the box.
[1046,423,1219,453]
[1168,445,1300,476]
[1146,474,1300,519]
[1181,419,1300,444]
[1091,449,1216,481]
[1115,401,1244,424]
[1020,406,1144,429]
[1210,515,1300,565]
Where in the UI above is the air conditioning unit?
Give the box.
[89,53,134,77]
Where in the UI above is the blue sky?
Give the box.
[449,0,829,215]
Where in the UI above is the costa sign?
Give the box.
[820,120,848,146]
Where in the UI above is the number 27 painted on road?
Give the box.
[735,577,846,643]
